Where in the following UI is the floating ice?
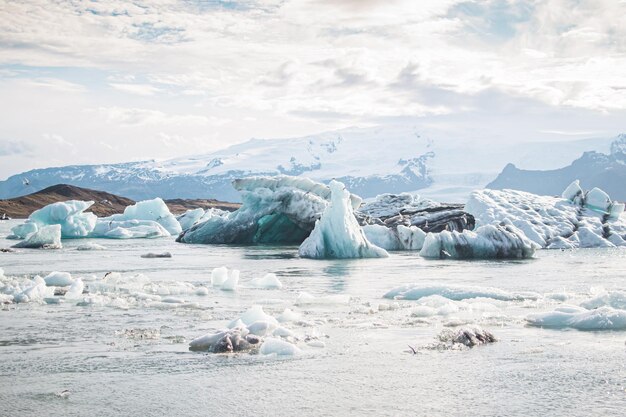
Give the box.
[12,225,62,249]
[13,276,53,303]
[384,283,537,302]
[43,271,74,287]
[419,223,537,259]
[65,278,84,299]
[90,219,170,239]
[221,270,239,291]
[178,176,361,245]
[526,305,626,330]
[466,184,626,249]
[580,291,626,310]
[259,338,301,356]
[434,326,497,349]
[189,329,261,353]
[115,198,181,235]
[210,267,239,290]
[299,180,388,259]
[277,308,301,323]
[239,305,278,326]
[248,273,283,289]
[10,200,97,239]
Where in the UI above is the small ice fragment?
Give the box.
[43,271,74,287]
[211,267,229,287]
[259,338,301,356]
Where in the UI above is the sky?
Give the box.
[1,0,626,179]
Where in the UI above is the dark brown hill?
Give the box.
[0,184,240,218]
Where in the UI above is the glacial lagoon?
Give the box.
[1,219,625,416]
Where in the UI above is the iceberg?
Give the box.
[43,271,74,287]
[248,273,283,289]
[418,223,538,259]
[12,225,62,249]
[90,219,170,239]
[299,180,388,259]
[466,183,626,249]
[98,198,181,235]
[526,306,626,330]
[383,283,538,302]
[259,338,301,356]
[10,200,96,239]
[178,176,361,245]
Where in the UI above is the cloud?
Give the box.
[0,139,32,156]
[93,107,227,127]
[109,82,162,96]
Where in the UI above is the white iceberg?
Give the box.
[299,180,388,259]
[259,338,301,356]
[92,198,180,238]
[465,184,626,249]
[12,225,62,249]
[248,273,283,289]
[418,223,538,259]
[43,271,74,287]
[526,305,626,330]
[383,283,538,302]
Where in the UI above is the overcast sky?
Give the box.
[1,0,626,179]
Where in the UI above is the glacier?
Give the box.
[298,180,388,259]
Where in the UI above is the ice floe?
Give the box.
[43,271,74,287]
[383,284,539,302]
[299,180,388,259]
[526,305,626,330]
[248,273,283,289]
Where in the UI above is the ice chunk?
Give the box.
[299,180,388,259]
[362,224,402,250]
[14,276,53,303]
[176,208,205,231]
[259,338,301,356]
[249,273,283,289]
[295,291,351,305]
[240,305,278,326]
[546,236,577,250]
[561,180,583,203]
[580,291,626,310]
[419,223,537,259]
[221,269,240,291]
[526,306,626,330]
[30,200,97,238]
[384,283,536,301]
[117,198,181,235]
[608,202,625,221]
[12,225,62,249]
[584,187,611,213]
[277,308,301,323]
[211,267,229,287]
[247,321,275,337]
[90,219,170,239]
[397,225,426,250]
[65,278,84,299]
[43,271,74,287]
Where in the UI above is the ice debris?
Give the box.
[384,284,538,302]
[299,180,388,259]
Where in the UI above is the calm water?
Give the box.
[1,219,625,417]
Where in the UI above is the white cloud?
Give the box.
[109,83,162,96]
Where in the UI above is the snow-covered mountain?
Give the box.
[0,126,619,202]
[0,126,435,202]
[487,134,626,200]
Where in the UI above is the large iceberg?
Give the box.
[99,198,181,236]
[465,181,626,249]
[178,176,361,244]
[7,197,180,241]
[10,200,96,239]
[418,222,538,259]
[299,180,388,259]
